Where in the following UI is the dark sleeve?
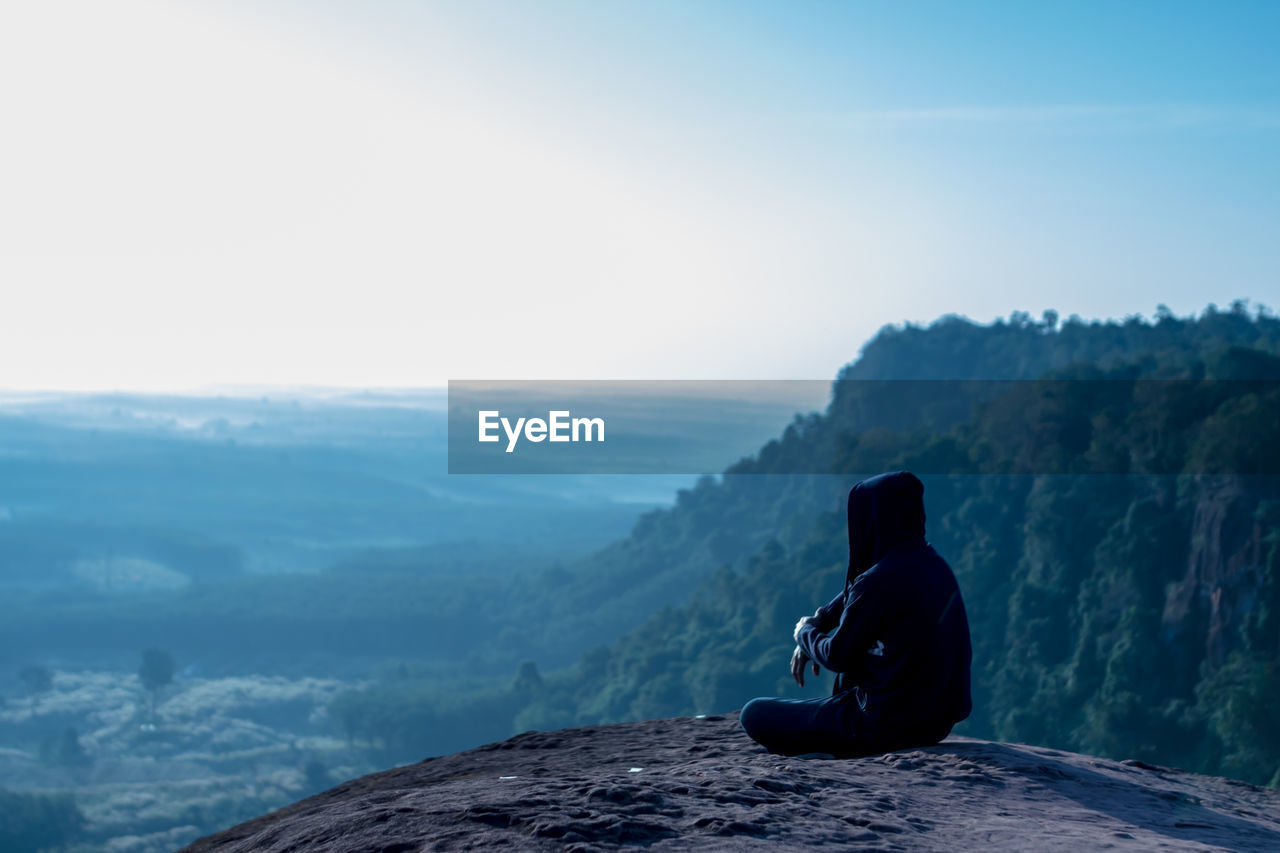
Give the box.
[796,572,882,674]
[813,589,846,631]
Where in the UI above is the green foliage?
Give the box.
[12,306,1277,799]
[1198,654,1280,785]
[337,306,1280,787]
[5,309,1279,686]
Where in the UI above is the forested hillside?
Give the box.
[459,304,1280,667]
[335,303,1280,788]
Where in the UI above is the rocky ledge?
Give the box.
[181,713,1280,851]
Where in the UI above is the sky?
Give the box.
[0,0,1277,391]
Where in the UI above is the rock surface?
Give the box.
[181,713,1280,852]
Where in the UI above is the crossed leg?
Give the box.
[739,695,890,757]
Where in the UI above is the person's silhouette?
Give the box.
[739,471,972,756]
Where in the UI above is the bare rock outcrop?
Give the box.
[181,713,1280,852]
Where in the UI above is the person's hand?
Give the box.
[790,646,820,687]
[793,615,818,643]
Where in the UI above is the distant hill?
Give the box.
[335,303,1280,789]
[495,302,1280,666]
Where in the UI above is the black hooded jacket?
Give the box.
[795,471,972,743]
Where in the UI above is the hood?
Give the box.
[846,471,927,582]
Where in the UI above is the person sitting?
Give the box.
[739,471,972,757]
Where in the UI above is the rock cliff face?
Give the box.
[1164,478,1268,665]
[181,713,1280,852]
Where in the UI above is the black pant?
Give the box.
[739,694,939,757]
